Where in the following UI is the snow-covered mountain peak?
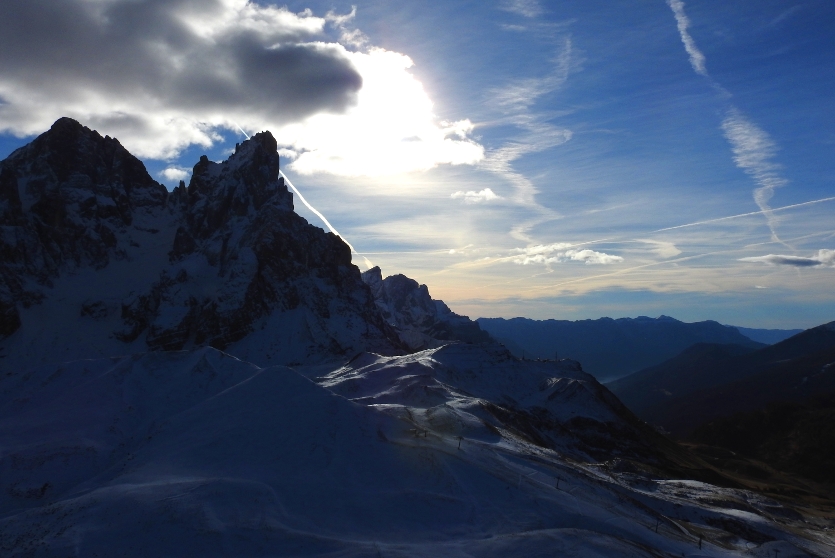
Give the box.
[0,118,401,368]
[0,117,168,272]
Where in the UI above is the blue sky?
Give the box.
[1,0,833,328]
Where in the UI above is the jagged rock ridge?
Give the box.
[361,266,492,350]
[0,118,401,369]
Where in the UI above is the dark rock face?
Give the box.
[0,118,401,367]
[0,118,169,336]
[129,134,397,355]
[691,393,835,484]
[361,266,492,350]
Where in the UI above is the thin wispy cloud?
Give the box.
[740,249,835,268]
[325,6,369,48]
[479,37,575,240]
[451,188,501,204]
[721,109,788,243]
[768,5,803,28]
[666,0,708,76]
[665,0,791,245]
[499,0,544,19]
[638,240,682,259]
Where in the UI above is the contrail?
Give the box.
[720,109,789,245]
[234,124,371,268]
[279,170,374,269]
[279,171,352,249]
[665,0,791,245]
[653,196,835,232]
[667,0,707,76]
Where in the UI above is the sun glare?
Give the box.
[280,48,484,177]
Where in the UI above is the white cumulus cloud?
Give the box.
[451,188,501,204]
[159,167,191,183]
[511,243,623,266]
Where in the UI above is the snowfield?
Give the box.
[1,345,831,557]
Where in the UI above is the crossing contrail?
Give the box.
[279,170,374,269]
[279,171,353,250]
[665,0,792,246]
[653,196,835,232]
[233,126,371,268]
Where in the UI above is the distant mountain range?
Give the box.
[608,322,835,482]
[477,315,768,382]
[728,326,804,345]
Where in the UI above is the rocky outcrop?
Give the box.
[0,118,401,369]
[361,266,492,350]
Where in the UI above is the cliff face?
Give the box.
[0,118,401,369]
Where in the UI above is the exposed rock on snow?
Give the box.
[361,266,492,350]
[0,117,168,335]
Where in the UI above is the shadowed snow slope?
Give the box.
[1,346,831,556]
